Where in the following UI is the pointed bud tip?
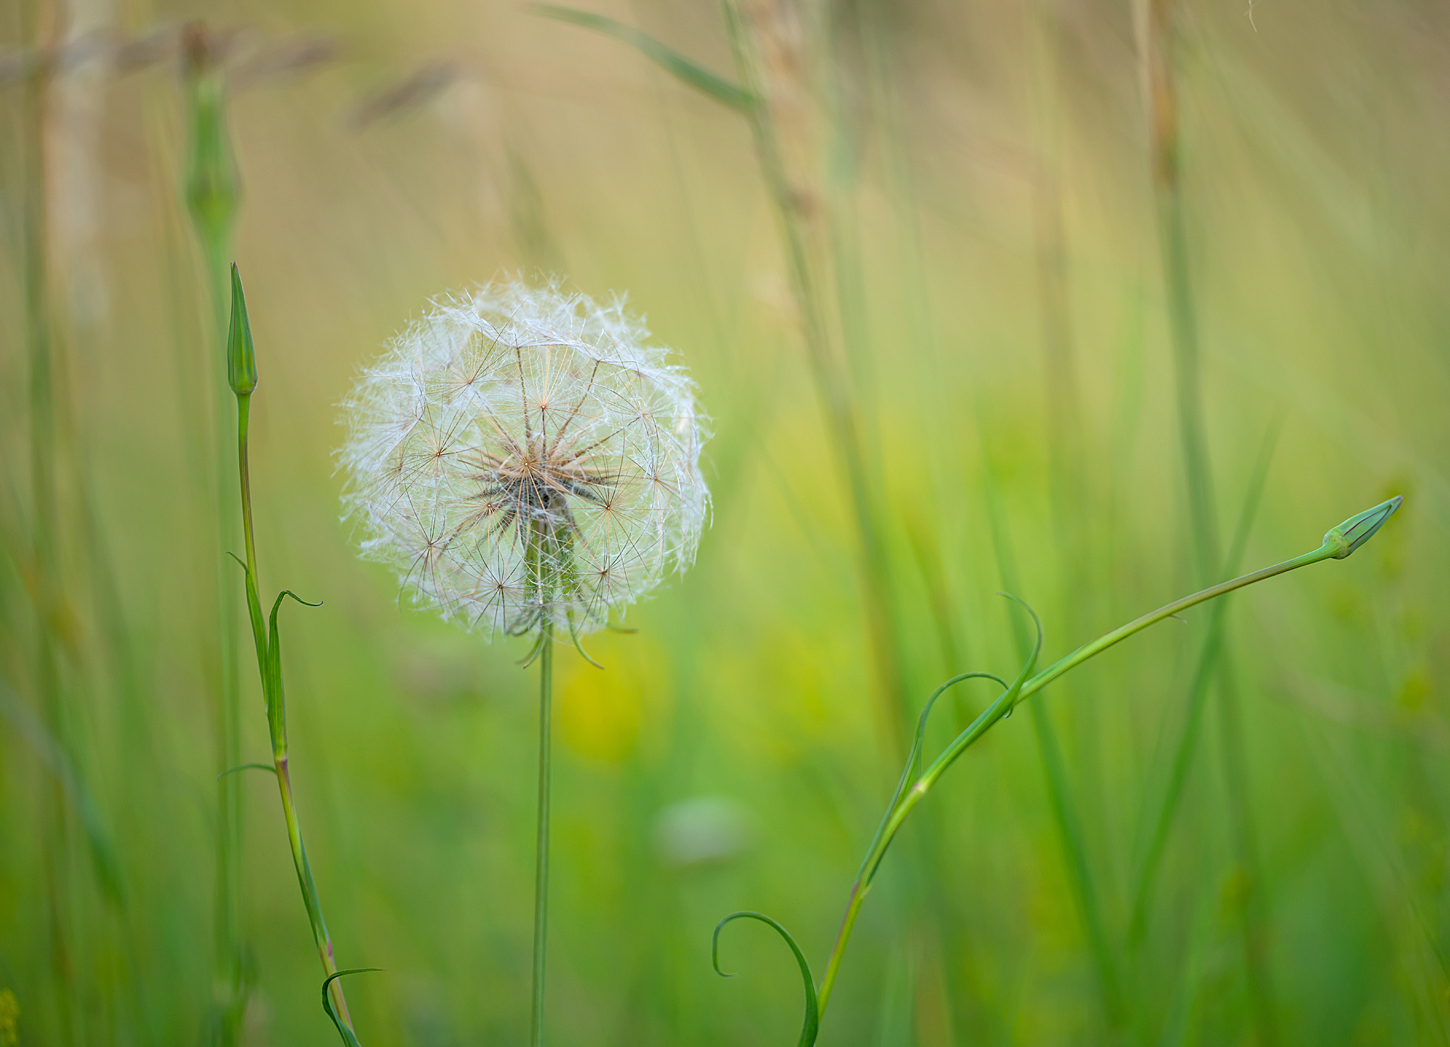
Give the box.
[227,263,257,397]
[1325,494,1402,559]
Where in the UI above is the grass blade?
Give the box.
[534,5,755,112]
[0,681,124,906]
[1128,423,1279,944]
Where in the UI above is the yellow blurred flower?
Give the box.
[557,634,666,764]
[0,988,18,1047]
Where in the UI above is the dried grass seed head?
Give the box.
[340,280,709,637]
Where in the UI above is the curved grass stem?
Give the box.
[809,497,1400,1029]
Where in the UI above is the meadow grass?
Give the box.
[0,3,1445,1046]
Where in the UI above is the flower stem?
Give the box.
[235,392,354,1031]
[813,525,1368,1027]
[531,626,555,1047]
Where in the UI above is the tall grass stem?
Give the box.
[19,25,81,1045]
[1144,7,1276,1038]
[183,35,246,1041]
[1127,425,1276,941]
[531,628,555,1047]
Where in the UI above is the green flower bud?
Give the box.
[183,23,240,243]
[227,263,257,396]
[1324,495,1402,559]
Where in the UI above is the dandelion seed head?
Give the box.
[340,279,709,637]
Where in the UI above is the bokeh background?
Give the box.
[1,1,1446,1045]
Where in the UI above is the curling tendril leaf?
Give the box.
[321,968,383,1047]
[217,763,278,781]
[713,912,819,1047]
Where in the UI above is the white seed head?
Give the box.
[339,280,709,637]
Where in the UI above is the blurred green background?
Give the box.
[1,0,1445,1044]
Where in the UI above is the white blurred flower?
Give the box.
[340,280,708,638]
[653,796,753,870]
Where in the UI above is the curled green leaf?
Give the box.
[914,596,1042,793]
[713,912,819,1047]
[856,671,1007,887]
[321,967,383,1047]
[534,5,756,113]
[217,762,278,781]
[272,590,323,616]
[266,590,321,746]
[994,592,1044,719]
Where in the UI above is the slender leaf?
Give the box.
[856,671,1007,886]
[0,681,125,906]
[535,5,756,113]
[321,968,383,1047]
[266,589,320,743]
[217,763,278,780]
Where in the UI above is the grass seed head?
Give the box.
[339,279,709,637]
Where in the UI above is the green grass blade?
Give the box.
[535,5,756,112]
[1128,423,1279,943]
[979,446,1124,1024]
[0,681,125,906]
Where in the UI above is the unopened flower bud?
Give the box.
[227,263,257,396]
[183,23,240,242]
[1324,495,1402,559]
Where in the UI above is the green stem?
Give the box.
[212,243,245,1045]
[1009,547,1329,708]
[235,394,353,1029]
[237,397,265,662]
[814,533,1350,1025]
[531,626,555,1047]
[186,57,245,1034]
